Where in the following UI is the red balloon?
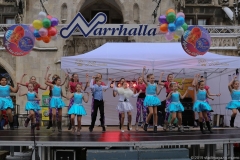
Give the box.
[42,36,51,43]
[47,15,52,20]
[48,27,57,36]
[36,37,42,41]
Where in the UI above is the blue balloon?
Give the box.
[33,30,41,38]
[168,23,176,32]
[175,17,185,27]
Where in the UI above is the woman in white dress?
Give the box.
[113,80,142,132]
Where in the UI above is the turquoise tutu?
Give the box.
[144,95,161,107]
[168,102,184,112]
[193,100,212,112]
[226,101,240,110]
[25,101,41,112]
[68,104,87,116]
[0,97,14,110]
[50,97,65,109]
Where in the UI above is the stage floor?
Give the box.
[0,126,240,147]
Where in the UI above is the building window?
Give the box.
[198,19,207,25]
[185,18,193,25]
[61,3,67,23]
[4,17,15,24]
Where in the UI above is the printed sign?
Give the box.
[60,12,157,38]
[175,78,195,102]
[181,26,211,57]
[3,24,35,56]
[41,107,49,121]
[42,90,50,107]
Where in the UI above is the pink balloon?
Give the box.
[176,12,185,18]
[165,32,174,41]
[29,24,35,32]
[39,28,48,37]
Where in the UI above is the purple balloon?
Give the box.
[158,15,167,24]
[51,17,59,27]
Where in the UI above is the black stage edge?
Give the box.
[0,128,240,147]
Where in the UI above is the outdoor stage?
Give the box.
[0,127,240,160]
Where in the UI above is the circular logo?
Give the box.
[196,38,210,53]
[3,24,35,56]
[19,37,34,52]
[181,26,211,57]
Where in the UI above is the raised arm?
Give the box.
[44,67,50,80]
[192,74,199,87]
[142,66,148,85]
[178,78,185,90]
[10,83,20,93]
[18,74,27,86]
[18,87,27,96]
[83,74,89,91]
[45,74,54,87]
[83,92,90,103]
[180,90,188,99]
[158,72,165,85]
[60,73,69,86]
[157,85,163,95]
[102,78,112,90]
[207,93,214,101]
[228,76,237,93]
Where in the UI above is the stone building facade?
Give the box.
[0,0,239,114]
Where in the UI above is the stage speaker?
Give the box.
[182,110,194,126]
[54,149,76,160]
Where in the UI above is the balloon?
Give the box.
[175,27,184,36]
[181,23,188,31]
[175,17,185,27]
[176,12,185,18]
[42,36,51,43]
[158,15,167,24]
[36,37,42,41]
[51,17,59,27]
[38,11,47,20]
[29,24,35,32]
[166,9,175,15]
[168,23,176,32]
[33,30,41,38]
[32,20,43,30]
[47,15,52,20]
[39,28,48,37]
[173,34,180,40]
[42,18,51,28]
[166,12,176,23]
[48,27,57,36]
[159,24,168,33]
[165,32,173,41]
[51,34,58,41]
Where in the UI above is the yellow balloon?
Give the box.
[173,34,180,40]
[32,20,43,30]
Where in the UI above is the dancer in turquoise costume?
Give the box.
[45,74,68,133]
[193,80,214,134]
[0,76,20,130]
[19,83,41,132]
[166,82,188,132]
[142,67,163,133]
[226,76,240,127]
[68,84,89,135]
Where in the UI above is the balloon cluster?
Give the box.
[159,9,188,41]
[29,11,59,43]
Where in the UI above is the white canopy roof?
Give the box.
[61,42,240,80]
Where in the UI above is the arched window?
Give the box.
[61,3,67,23]
[133,3,140,24]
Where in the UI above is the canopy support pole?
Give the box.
[106,69,108,80]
